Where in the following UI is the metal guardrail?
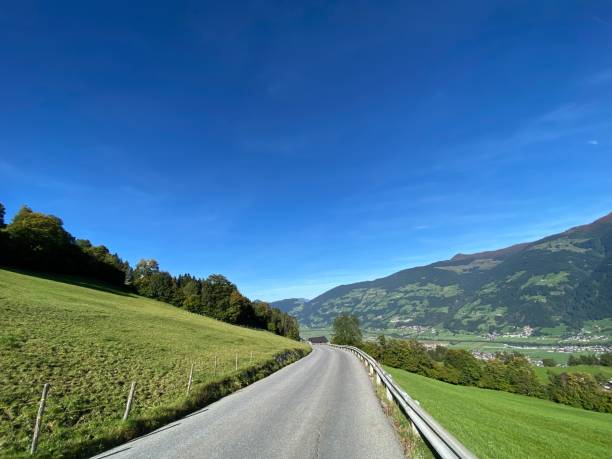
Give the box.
[329,344,477,459]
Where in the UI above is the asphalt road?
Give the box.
[92,345,404,459]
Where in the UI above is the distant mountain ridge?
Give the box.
[273,213,612,334]
[269,298,309,313]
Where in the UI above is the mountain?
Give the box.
[282,213,612,334]
[270,298,309,313]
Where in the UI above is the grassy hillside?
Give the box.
[386,366,612,459]
[290,212,612,334]
[0,269,309,458]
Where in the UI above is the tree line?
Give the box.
[331,314,612,413]
[0,203,299,340]
[567,353,612,366]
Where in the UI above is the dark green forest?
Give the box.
[0,202,299,339]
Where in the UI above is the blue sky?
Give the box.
[1,1,611,301]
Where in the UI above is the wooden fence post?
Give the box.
[30,383,50,455]
[187,363,194,395]
[123,381,136,421]
[214,356,217,376]
[235,353,238,371]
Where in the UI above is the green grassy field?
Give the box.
[0,269,309,458]
[386,366,612,459]
[533,365,612,384]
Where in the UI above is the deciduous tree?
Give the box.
[331,314,362,346]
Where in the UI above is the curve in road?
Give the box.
[93,345,404,459]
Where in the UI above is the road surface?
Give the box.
[93,345,404,459]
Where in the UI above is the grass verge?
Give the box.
[354,356,432,458]
[386,365,612,459]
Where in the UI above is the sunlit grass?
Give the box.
[0,269,308,457]
[386,366,612,459]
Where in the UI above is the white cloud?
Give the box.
[588,140,599,145]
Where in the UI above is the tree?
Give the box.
[131,259,178,302]
[502,353,544,396]
[380,339,435,376]
[0,203,304,339]
[542,358,557,367]
[548,372,612,412]
[479,358,511,391]
[5,205,75,270]
[331,314,362,346]
[0,202,6,259]
[443,349,483,386]
[201,274,236,321]
[75,239,127,285]
[226,290,254,324]
[0,202,5,228]
[600,352,612,367]
[180,279,202,313]
[253,301,272,328]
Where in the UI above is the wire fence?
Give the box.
[0,351,270,456]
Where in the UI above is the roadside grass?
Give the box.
[371,377,433,459]
[533,365,612,384]
[385,366,612,459]
[0,268,309,458]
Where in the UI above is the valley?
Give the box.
[279,213,612,356]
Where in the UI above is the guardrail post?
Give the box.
[385,386,393,401]
[375,373,381,385]
[30,383,50,455]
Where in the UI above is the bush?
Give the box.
[442,349,482,386]
[548,372,612,413]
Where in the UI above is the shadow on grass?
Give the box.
[0,266,134,297]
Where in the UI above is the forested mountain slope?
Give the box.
[281,213,612,333]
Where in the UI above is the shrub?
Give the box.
[548,372,612,413]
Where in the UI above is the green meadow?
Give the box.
[386,366,612,459]
[0,269,308,458]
